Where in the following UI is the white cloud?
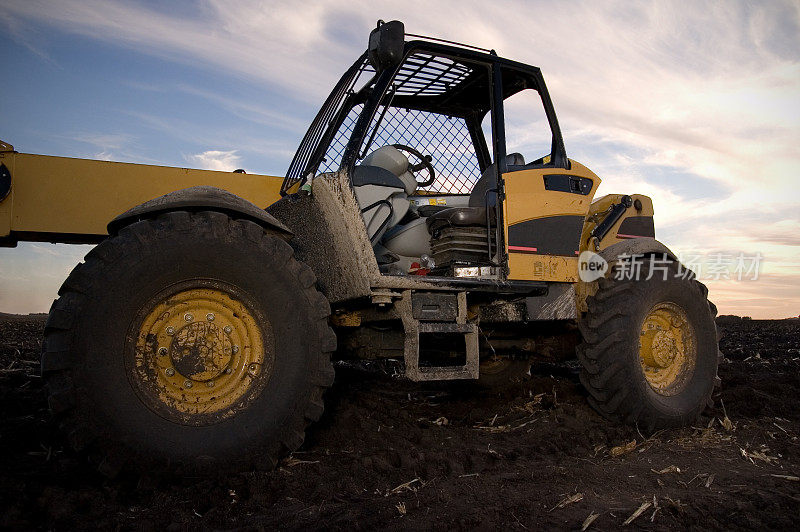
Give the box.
[0,8,56,65]
[173,84,307,133]
[72,133,134,151]
[126,110,296,165]
[3,0,365,102]
[185,150,242,171]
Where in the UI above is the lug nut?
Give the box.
[207,380,214,387]
[184,380,193,388]
[224,326,232,334]
[165,368,175,376]
[232,345,239,354]
[224,368,232,374]
[158,347,168,356]
[206,313,215,322]
[166,326,175,335]
[184,313,194,322]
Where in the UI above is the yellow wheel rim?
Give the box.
[638,302,696,396]
[127,282,273,425]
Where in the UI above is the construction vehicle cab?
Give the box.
[281,21,592,285]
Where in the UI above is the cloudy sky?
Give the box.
[1,0,798,317]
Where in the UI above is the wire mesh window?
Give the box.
[319,104,364,175]
[360,107,482,194]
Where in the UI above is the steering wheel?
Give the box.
[391,144,436,187]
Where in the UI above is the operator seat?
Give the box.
[418,153,525,270]
[352,146,416,244]
[380,153,525,271]
[426,152,524,233]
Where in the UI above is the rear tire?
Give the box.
[41,211,335,475]
[577,258,720,432]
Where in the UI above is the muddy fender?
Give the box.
[107,185,292,236]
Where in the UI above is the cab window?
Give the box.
[502,88,552,166]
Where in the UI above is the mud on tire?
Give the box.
[577,257,721,432]
[41,211,336,476]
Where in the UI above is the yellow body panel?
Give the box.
[0,151,283,239]
[503,161,601,224]
[507,253,580,283]
[502,160,601,282]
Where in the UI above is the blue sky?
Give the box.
[1,0,799,317]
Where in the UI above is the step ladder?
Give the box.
[396,290,479,381]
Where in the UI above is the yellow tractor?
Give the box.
[0,21,719,475]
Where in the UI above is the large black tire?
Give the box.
[577,259,720,432]
[41,211,335,475]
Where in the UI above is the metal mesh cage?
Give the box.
[321,104,482,194]
[319,104,364,175]
[363,107,482,194]
[392,53,473,96]
[304,52,485,194]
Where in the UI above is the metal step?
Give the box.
[397,291,479,381]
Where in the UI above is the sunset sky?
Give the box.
[1,0,799,318]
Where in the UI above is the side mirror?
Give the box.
[368,20,405,72]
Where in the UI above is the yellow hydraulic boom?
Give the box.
[0,140,283,246]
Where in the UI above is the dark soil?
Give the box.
[1,314,798,530]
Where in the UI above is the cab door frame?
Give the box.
[489,61,599,282]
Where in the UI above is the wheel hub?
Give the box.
[169,321,233,382]
[638,302,696,395]
[127,283,272,425]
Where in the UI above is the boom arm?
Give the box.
[0,142,283,247]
